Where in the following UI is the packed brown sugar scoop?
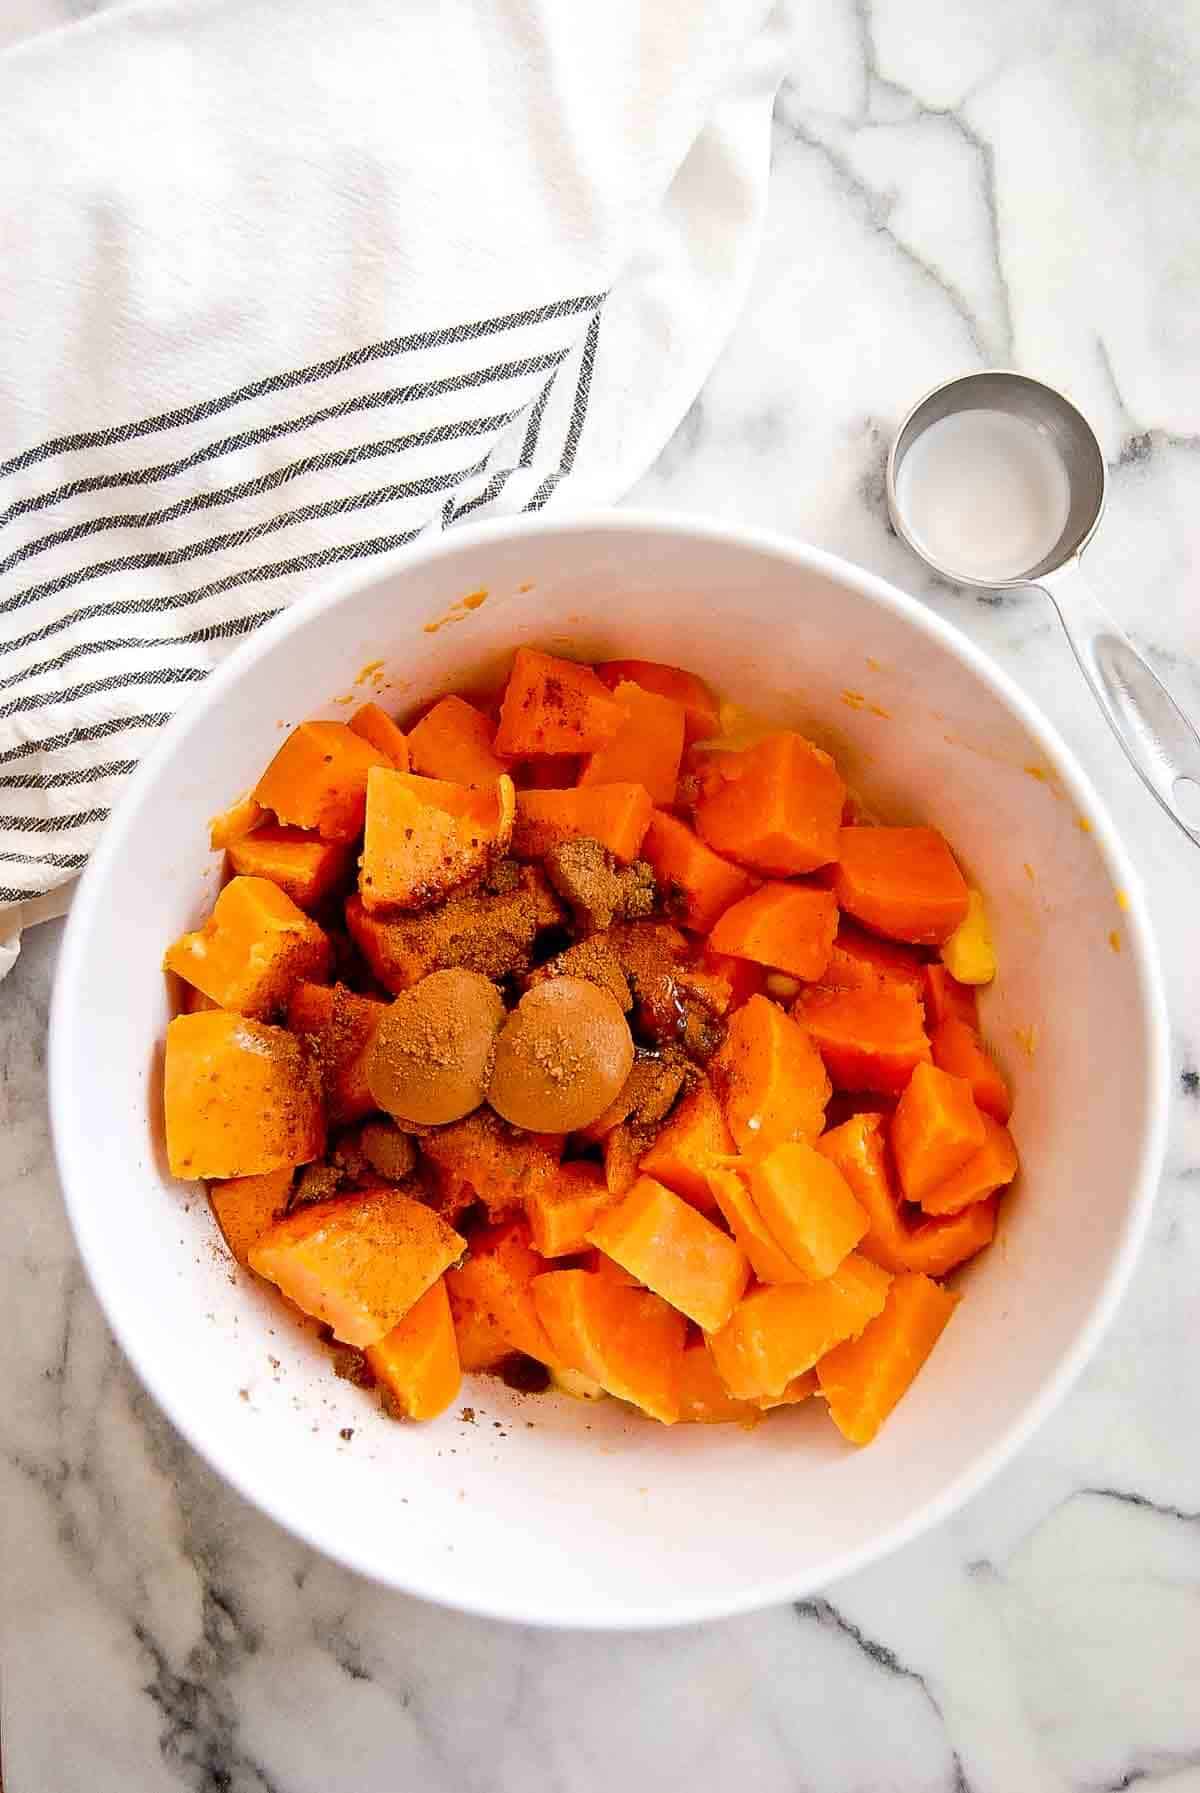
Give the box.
[161,646,1017,1438]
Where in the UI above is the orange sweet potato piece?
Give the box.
[817,1112,998,1275]
[641,810,757,933]
[749,1140,868,1281]
[697,947,766,1010]
[709,1255,891,1400]
[922,963,979,1030]
[254,720,391,841]
[209,792,267,851]
[578,681,685,806]
[707,1164,807,1285]
[891,1062,986,1203]
[249,1185,464,1348]
[227,824,352,911]
[287,980,387,1126]
[531,1269,686,1423]
[421,1109,560,1220]
[903,1195,998,1274]
[208,1167,293,1268]
[712,994,830,1153]
[165,876,331,1018]
[931,1017,1011,1123]
[587,1176,750,1333]
[677,1340,763,1424]
[709,883,838,983]
[797,982,931,1096]
[512,783,652,863]
[757,1369,820,1410]
[693,732,845,876]
[345,868,560,993]
[823,924,926,997]
[834,827,969,946]
[816,1113,910,1274]
[526,1160,613,1257]
[495,648,624,757]
[182,983,221,1013]
[818,1272,959,1445]
[349,702,410,769]
[360,768,515,912]
[596,660,720,745]
[407,695,506,787]
[445,1219,562,1368]
[366,1277,460,1420]
[919,1115,1018,1215]
[638,1077,731,1213]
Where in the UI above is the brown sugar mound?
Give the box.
[524,935,631,1011]
[419,1107,560,1220]
[603,921,727,1061]
[367,968,504,1125]
[488,976,634,1132]
[346,865,563,992]
[544,836,656,933]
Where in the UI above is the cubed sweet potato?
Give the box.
[495,648,624,756]
[531,1269,686,1423]
[578,681,686,806]
[444,1218,563,1370]
[919,1115,1018,1215]
[595,660,720,744]
[227,824,352,911]
[349,703,410,769]
[891,1062,986,1203]
[525,1160,613,1257]
[709,1255,891,1401]
[748,1141,868,1282]
[818,1271,959,1445]
[164,876,331,1018]
[796,982,931,1096]
[931,1017,1011,1123]
[640,810,756,934]
[638,1077,731,1212]
[254,720,391,841]
[360,768,515,912]
[287,980,387,1126]
[408,695,506,787]
[512,784,653,864]
[587,1176,750,1333]
[693,732,845,876]
[208,1167,293,1268]
[709,882,838,983]
[164,1011,324,1180]
[712,994,830,1153]
[834,826,969,946]
[366,1277,461,1420]
[248,1186,464,1348]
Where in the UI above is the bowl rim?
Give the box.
[48,507,1170,1630]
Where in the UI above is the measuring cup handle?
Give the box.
[1038,560,1200,845]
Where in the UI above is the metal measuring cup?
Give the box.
[887,370,1200,846]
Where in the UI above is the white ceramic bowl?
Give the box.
[50,513,1168,1629]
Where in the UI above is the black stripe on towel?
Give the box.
[0,356,566,532]
[0,713,171,769]
[0,295,603,479]
[0,411,518,574]
[527,310,601,510]
[0,760,138,791]
[1,454,492,620]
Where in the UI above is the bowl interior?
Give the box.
[51,517,1165,1627]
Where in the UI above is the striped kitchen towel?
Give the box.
[0,0,790,971]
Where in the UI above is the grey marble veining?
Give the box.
[4,0,1200,1788]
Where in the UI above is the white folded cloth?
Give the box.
[0,0,788,975]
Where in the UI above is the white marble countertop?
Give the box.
[4,2,1200,1789]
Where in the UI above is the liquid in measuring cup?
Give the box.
[894,409,1071,583]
